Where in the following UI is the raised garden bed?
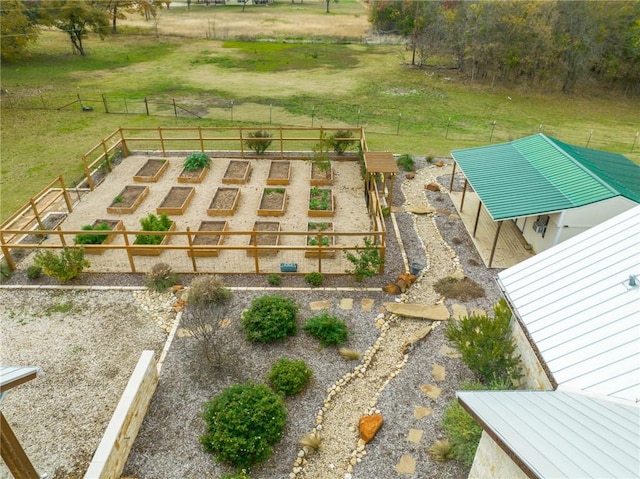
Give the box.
[310,161,333,186]
[157,187,195,215]
[132,219,176,256]
[258,188,287,217]
[308,187,335,217]
[222,160,252,184]
[178,166,209,184]
[133,159,168,183]
[305,221,335,258]
[188,221,228,257]
[74,219,124,255]
[267,160,291,186]
[107,185,149,214]
[247,221,280,257]
[207,188,240,216]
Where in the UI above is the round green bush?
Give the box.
[189,275,232,305]
[200,382,286,470]
[268,358,313,397]
[304,271,324,287]
[267,274,282,286]
[242,295,298,343]
[26,265,42,280]
[303,312,348,347]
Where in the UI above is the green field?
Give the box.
[1,1,639,221]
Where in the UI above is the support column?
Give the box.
[489,221,503,268]
[0,412,40,479]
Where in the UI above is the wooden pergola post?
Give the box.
[448,161,457,191]
[460,178,468,212]
[488,220,503,268]
[0,412,40,479]
[473,201,482,237]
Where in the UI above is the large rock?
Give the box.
[425,182,441,192]
[384,303,450,321]
[406,205,436,215]
[359,413,383,443]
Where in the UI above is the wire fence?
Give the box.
[2,90,639,155]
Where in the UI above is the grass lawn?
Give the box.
[1,0,639,221]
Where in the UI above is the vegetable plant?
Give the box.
[134,213,173,245]
[183,152,210,171]
[74,222,112,245]
[309,188,331,210]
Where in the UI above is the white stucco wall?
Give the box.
[511,318,554,391]
[469,431,529,479]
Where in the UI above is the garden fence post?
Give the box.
[145,97,150,116]
[186,227,197,272]
[445,117,451,139]
[58,176,73,213]
[83,155,95,190]
[173,99,178,117]
[251,231,260,273]
[0,232,16,271]
[198,127,204,152]
[121,226,136,273]
[586,129,593,147]
[56,226,66,246]
[29,199,44,231]
[102,94,109,113]
[632,132,639,154]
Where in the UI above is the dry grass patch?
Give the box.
[433,276,485,301]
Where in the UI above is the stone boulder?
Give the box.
[359,413,384,443]
[425,182,441,192]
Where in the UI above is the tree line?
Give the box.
[368,0,640,95]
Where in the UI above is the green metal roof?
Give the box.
[451,134,639,220]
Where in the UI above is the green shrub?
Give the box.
[134,213,173,245]
[267,274,282,286]
[329,130,356,154]
[0,260,13,282]
[397,153,416,172]
[445,299,522,386]
[74,222,111,245]
[303,312,348,347]
[242,295,298,343]
[26,265,42,280]
[268,357,313,396]
[220,472,250,479]
[442,399,482,467]
[183,152,211,171]
[146,263,179,292]
[189,275,232,305]
[345,237,384,282]
[433,276,485,301]
[245,130,273,154]
[34,247,90,282]
[304,271,324,287]
[200,382,286,469]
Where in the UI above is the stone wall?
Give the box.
[83,350,158,479]
[511,319,553,391]
[468,431,529,479]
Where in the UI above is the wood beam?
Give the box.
[460,179,468,212]
[0,412,40,479]
[489,221,504,268]
[448,161,457,191]
[473,201,482,238]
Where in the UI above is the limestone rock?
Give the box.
[413,406,434,419]
[420,384,442,400]
[358,413,383,443]
[407,205,436,215]
[436,160,444,167]
[395,454,416,474]
[425,182,441,192]
[405,172,416,179]
[384,302,450,321]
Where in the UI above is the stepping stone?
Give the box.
[470,308,486,317]
[384,303,450,321]
[401,324,434,353]
[395,454,416,475]
[340,298,354,310]
[310,300,331,311]
[413,406,433,419]
[432,364,446,382]
[439,344,461,359]
[451,303,468,321]
[361,298,375,312]
[176,328,193,338]
[407,205,435,215]
[420,384,442,400]
[407,429,423,444]
[391,206,403,213]
[218,318,231,328]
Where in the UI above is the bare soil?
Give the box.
[135,159,166,179]
[259,189,286,210]
[159,186,194,208]
[250,221,280,246]
[109,185,146,209]
[268,161,290,181]
[192,221,226,246]
[209,187,239,211]
[223,160,250,180]
[178,167,206,180]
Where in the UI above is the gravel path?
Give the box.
[0,159,503,479]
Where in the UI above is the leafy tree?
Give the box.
[39,0,109,56]
[104,0,137,33]
[1,0,39,62]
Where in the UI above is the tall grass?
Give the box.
[1,4,638,221]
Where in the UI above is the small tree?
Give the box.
[329,130,356,155]
[345,237,384,282]
[245,130,273,154]
[182,301,230,366]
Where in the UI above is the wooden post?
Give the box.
[121,227,136,273]
[239,127,244,158]
[29,199,44,231]
[460,178,468,212]
[0,232,16,271]
[173,98,178,117]
[279,126,284,160]
[473,201,482,238]
[158,127,165,157]
[198,127,204,152]
[0,412,40,479]
[489,221,503,268]
[144,97,150,116]
[449,161,457,191]
[102,93,109,113]
[251,231,260,273]
[83,155,95,190]
[186,227,197,272]
[58,176,73,213]
[118,128,129,156]
[57,226,66,246]
[316,232,322,274]
[102,140,112,172]
[388,173,395,209]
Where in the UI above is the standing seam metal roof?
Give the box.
[451,133,639,220]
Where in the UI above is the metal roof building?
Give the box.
[458,391,640,479]
[496,204,640,403]
[451,133,640,221]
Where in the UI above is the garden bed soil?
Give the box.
[207,188,240,216]
[308,188,335,217]
[188,221,227,257]
[133,159,168,183]
[258,188,287,216]
[106,185,149,214]
[247,221,280,256]
[310,162,333,186]
[267,160,291,185]
[178,166,209,184]
[78,219,124,255]
[222,160,252,184]
[305,221,335,258]
[156,187,195,215]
